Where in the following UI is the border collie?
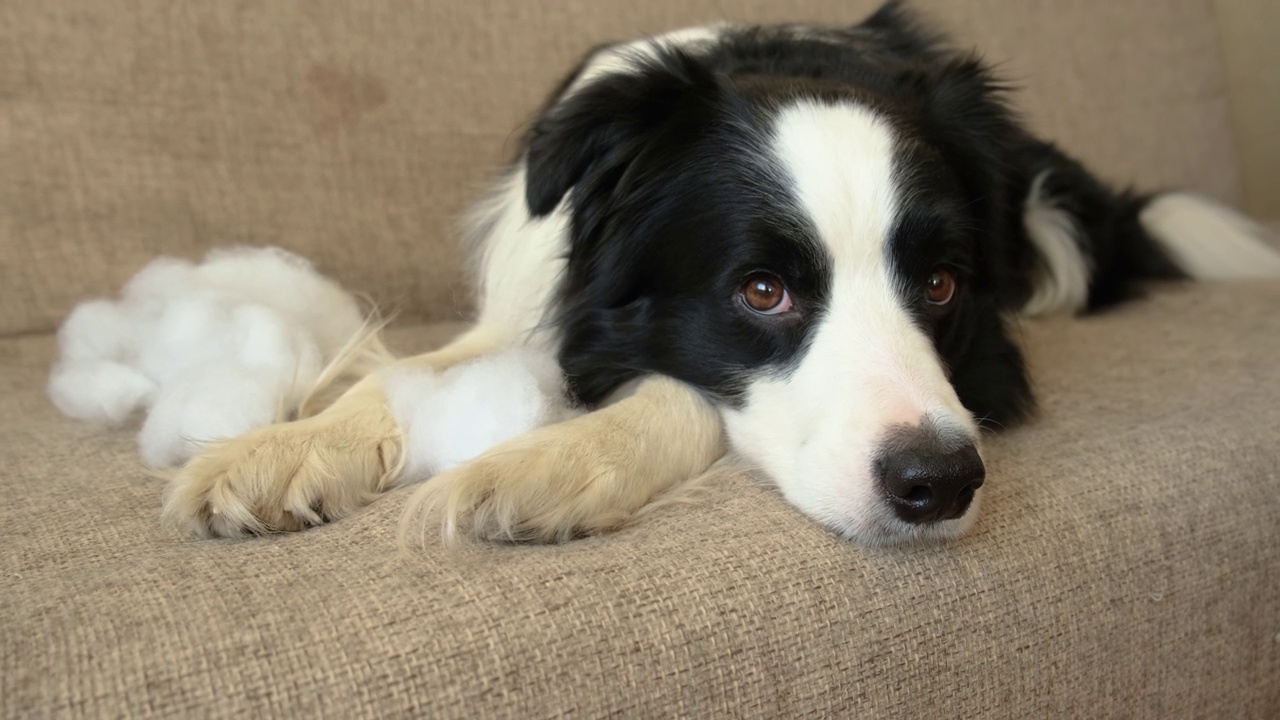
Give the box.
[162,1,1280,546]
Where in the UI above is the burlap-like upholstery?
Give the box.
[0,0,1239,335]
[3,0,1278,716]
[2,282,1279,717]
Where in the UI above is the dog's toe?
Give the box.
[163,411,401,538]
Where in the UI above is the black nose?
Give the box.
[876,438,985,524]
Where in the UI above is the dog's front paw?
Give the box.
[163,404,401,538]
[400,416,651,545]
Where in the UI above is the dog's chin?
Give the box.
[822,489,984,548]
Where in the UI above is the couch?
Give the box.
[3,1,1277,717]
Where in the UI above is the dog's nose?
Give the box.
[876,440,985,524]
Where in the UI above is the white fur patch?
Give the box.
[724,100,980,545]
[48,247,365,467]
[1021,172,1092,317]
[1139,193,1280,280]
[385,348,580,483]
[565,25,728,97]
[466,167,570,342]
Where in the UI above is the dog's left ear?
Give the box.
[922,57,1018,163]
[523,50,723,218]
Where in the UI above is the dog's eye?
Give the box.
[925,269,957,305]
[739,273,792,315]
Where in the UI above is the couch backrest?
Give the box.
[0,0,1239,335]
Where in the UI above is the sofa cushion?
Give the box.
[0,0,1239,336]
[2,280,1277,718]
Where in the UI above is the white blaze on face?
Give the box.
[723,101,981,544]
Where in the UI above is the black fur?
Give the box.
[521,2,1178,426]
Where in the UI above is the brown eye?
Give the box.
[739,272,792,315]
[925,269,957,305]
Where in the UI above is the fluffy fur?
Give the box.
[60,2,1280,546]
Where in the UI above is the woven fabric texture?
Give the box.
[2,0,1276,716]
[0,0,1240,335]
[3,282,1279,718]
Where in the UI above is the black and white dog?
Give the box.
[164,2,1280,545]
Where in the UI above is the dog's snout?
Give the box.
[876,436,985,524]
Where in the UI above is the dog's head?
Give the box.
[523,37,1033,544]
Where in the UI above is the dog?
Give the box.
[162,1,1280,546]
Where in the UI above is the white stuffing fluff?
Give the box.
[48,247,365,467]
[50,245,578,479]
[137,368,281,468]
[386,347,581,483]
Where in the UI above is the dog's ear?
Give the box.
[523,51,721,217]
[921,57,1018,172]
[944,302,1035,428]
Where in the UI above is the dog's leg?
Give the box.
[400,375,726,546]
[162,325,511,538]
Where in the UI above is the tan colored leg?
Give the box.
[162,326,508,538]
[399,375,726,546]
[164,322,726,544]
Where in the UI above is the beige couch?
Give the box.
[3,1,1277,717]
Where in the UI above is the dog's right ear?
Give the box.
[523,50,720,217]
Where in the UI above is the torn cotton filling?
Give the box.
[48,246,573,477]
